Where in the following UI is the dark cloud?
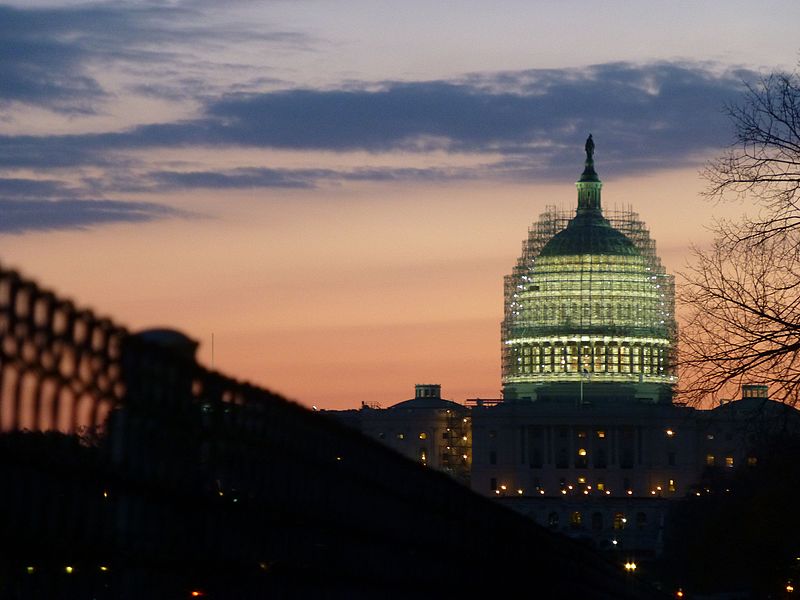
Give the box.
[0,4,312,112]
[0,199,189,234]
[0,177,79,199]
[0,61,756,184]
[145,165,473,191]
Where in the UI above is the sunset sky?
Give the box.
[1,1,799,409]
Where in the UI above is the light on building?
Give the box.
[65,566,74,574]
[500,485,507,491]
[787,583,795,593]
[517,489,523,495]
[675,589,684,598]
[624,561,637,572]
[578,448,587,456]
[666,429,675,437]
[25,566,34,574]
[99,566,109,572]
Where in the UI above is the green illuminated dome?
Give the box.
[501,136,676,403]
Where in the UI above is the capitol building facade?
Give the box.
[329,138,799,556]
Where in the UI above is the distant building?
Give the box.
[328,138,800,557]
[326,384,471,484]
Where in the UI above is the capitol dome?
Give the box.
[501,137,676,403]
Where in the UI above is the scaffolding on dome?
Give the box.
[501,205,676,388]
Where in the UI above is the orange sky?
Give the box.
[0,167,718,409]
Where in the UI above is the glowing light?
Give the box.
[99,566,108,572]
[25,566,34,574]
[65,566,73,574]
[578,448,587,456]
[500,485,507,491]
[624,561,637,572]
[612,539,618,546]
[676,590,684,598]
[788,583,795,593]
[627,490,633,495]
[666,429,675,437]
[517,489,523,495]
[191,592,204,598]
[102,490,109,498]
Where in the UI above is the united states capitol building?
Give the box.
[328,137,799,557]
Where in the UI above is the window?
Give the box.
[577,430,587,439]
[747,456,758,466]
[489,450,497,465]
[548,512,559,528]
[597,481,605,491]
[577,476,586,484]
[591,512,603,531]
[636,512,647,530]
[570,511,583,528]
[668,478,676,493]
[596,430,606,439]
[613,512,626,530]
[419,448,427,463]
[706,454,715,466]
[396,433,405,440]
[418,432,427,440]
[725,456,734,468]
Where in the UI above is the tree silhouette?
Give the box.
[680,69,800,405]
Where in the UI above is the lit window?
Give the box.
[597,481,605,491]
[418,432,427,440]
[577,430,587,439]
[578,476,586,484]
[666,429,675,437]
[706,454,715,466]
[570,511,583,528]
[725,456,734,468]
[596,430,606,439]
[396,433,405,440]
[578,448,587,456]
[747,456,758,466]
[613,512,626,530]
[668,479,676,492]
